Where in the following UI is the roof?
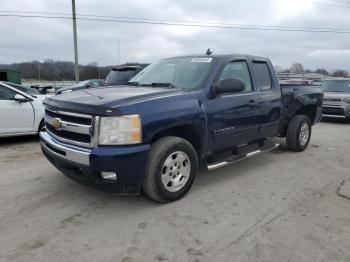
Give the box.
[277,72,328,80]
[169,53,269,61]
[292,73,328,78]
[0,68,21,73]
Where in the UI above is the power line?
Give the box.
[0,10,349,31]
[1,12,350,34]
[311,1,350,8]
[1,14,350,34]
[326,0,350,4]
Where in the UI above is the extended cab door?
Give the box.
[251,61,282,138]
[207,59,260,152]
[0,85,35,135]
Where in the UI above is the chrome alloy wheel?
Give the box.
[161,151,191,192]
[299,123,310,146]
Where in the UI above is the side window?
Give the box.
[252,62,272,91]
[0,86,16,100]
[218,61,252,93]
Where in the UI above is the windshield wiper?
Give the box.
[128,82,140,86]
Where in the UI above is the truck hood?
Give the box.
[44,86,185,115]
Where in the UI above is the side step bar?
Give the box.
[207,143,280,171]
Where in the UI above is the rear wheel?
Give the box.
[142,136,198,203]
[286,115,311,152]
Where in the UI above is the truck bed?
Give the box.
[278,85,324,136]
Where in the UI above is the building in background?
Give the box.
[277,72,328,82]
[0,69,21,84]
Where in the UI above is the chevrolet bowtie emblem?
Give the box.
[52,119,62,130]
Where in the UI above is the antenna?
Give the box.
[206,48,212,55]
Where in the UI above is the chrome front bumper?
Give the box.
[40,131,91,165]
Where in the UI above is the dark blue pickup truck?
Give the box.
[40,54,323,203]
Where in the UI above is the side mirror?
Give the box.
[14,94,29,103]
[215,78,245,95]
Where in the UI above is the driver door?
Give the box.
[207,60,260,152]
[0,85,34,135]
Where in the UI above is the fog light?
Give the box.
[100,172,118,181]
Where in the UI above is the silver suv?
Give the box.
[322,79,350,120]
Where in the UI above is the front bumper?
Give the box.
[40,131,150,195]
[322,104,350,119]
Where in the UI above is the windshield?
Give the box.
[129,57,215,90]
[6,82,41,95]
[322,80,350,93]
[105,69,137,85]
[73,80,90,88]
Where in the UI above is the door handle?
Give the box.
[248,100,259,107]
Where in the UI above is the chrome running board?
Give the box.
[207,144,279,171]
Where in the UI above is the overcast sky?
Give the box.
[1,0,350,71]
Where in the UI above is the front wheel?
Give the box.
[142,136,198,203]
[286,115,312,152]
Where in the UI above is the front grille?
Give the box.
[44,108,98,147]
[322,107,345,116]
[324,97,342,102]
[46,109,92,125]
[46,124,91,143]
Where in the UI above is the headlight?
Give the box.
[98,115,141,145]
[343,98,350,103]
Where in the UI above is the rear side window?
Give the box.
[0,85,16,100]
[252,62,272,91]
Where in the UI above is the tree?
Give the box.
[332,70,349,78]
[291,63,304,74]
[315,68,329,76]
[274,65,284,73]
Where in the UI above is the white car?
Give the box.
[0,81,46,137]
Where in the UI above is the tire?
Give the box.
[39,120,45,132]
[142,136,198,203]
[286,115,312,152]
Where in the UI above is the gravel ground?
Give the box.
[0,120,349,262]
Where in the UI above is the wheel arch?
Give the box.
[279,104,317,137]
[295,104,317,124]
[150,124,203,157]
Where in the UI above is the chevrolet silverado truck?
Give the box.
[40,54,323,203]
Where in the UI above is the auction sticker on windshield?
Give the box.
[191,58,213,63]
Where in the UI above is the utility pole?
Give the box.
[38,64,41,82]
[117,39,120,66]
[72,0,79,83]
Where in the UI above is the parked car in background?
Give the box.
[0,81,45,137]
[55,79,104,95]
[104,65,147,86]
[40,53,323,203]
[321,79,350,120]
[4,81,50,101]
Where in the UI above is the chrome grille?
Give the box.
[44,108,98,148]
[324,97,342,102]
[322,107,345,116]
